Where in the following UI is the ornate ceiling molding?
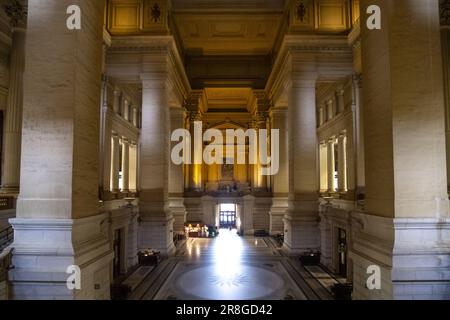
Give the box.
[2,0,27,29]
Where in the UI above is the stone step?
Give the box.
[122,266,155,292]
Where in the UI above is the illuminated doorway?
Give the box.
[219,204,237,229]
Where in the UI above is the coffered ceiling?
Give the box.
[171,0,286,56]
[204,88,254,112]
[172,13,284,56]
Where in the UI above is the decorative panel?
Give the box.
[315,0,350,31]
[107,0,170,35]
[108,0,143,34]
[143,0,169,32]
[290,0,315,30]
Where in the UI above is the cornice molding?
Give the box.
[109,35,191,107]
[265,34,352,106]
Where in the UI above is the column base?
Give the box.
[138,215,175,256]
[8,215,114,300]
[184,197,203,222]
[350,213,450,300]
[169,197,186,235]
[269,197,288,235]
[282,214,320,255]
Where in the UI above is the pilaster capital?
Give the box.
[112,133,120,140]
[184,90,206,112]
[290,76,317,89]
[253,90,271,112]
[140,72,170,89]
[113,89,122,97]
[188,110,203,123]
[352,73,362,88]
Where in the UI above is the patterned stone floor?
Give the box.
[130,229,335,300]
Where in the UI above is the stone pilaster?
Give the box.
[1,0,27,194]
[169,107,187,234]
[440,0,450,192]
[9,0,112,300]
[138,73,174,255]
[351,0,450,300]
[352,74,365,196]
[269,107,288,235]
[283,77,320,254]
[187,110,203,191]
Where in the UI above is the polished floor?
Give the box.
[130,229,340,300]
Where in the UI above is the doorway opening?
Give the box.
[113,229,123,279]
[337,228,347,278]
[219,203,237,229]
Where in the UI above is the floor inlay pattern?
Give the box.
[131,229,334,300]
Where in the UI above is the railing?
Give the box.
[0,226,13,253]
[0,197,13,211]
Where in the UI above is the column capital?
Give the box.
[188,110,203,122]
[140,72,169,89]
[253,90,271,112]
[290,77,317,89]
[184,90,206,112]
[352,73,362,88]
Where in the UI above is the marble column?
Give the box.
[9,0,112,300]
[283,76,320,254]
[138,73,174,255]
[352,74,365,195]
[188,111,203,191]
[129,143,137,192]
[111,134,120,193]
[441,0,450,191]
[254,111,268,191]
[169,107,187,234]
[121,139,130,193]
[132,107,138,127]
[269,107,289,235]
[0,12,26,194]
[351,0,450,300]
[327,139,335,193]
[100,77,113,198]
[337,134,347,192]
[123,99,130,121]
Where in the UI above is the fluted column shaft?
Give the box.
[122,139,130,192]
[1,28,26,194]
[111,134,120,192]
